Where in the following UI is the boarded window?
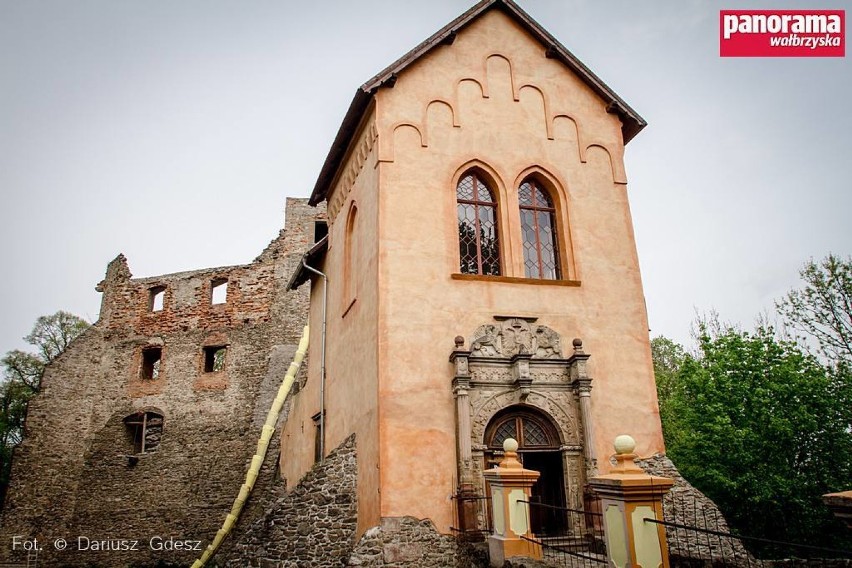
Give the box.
[124,411,164,454]
[141,348,162,380]
[203,346,227,373]
[211,279,228,305]
[149,286,166,312]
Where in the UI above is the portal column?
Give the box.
[569,338,597,478]
[451,336,477,532]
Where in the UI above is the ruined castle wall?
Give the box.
[224,434,358,568]
[0,198,323,567]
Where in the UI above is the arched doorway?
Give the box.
[484,406,567,535]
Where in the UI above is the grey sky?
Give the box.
[1,0,849,357]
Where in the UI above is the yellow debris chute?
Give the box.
[191,325,309,568]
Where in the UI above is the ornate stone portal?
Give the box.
[450,317,597,533]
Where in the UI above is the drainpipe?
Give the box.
[301,258,328,460]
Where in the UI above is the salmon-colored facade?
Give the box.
[281,0,663,537]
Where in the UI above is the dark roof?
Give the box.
[308,0,646,206]
[286,236,328,290]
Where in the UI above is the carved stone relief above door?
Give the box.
[470,316,563,359]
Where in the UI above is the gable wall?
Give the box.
[372,9,662,532]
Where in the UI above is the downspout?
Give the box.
[301,258,328,460]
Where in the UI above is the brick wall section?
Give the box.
[223,434,358,567]
[0,198,325,567]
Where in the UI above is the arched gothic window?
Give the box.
[457,173,501,276]
[343,203,357,306]
[518,179,560,279]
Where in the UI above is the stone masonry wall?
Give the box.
[0,198,324,567]
[222,434,358,568]
[345,517,488,568]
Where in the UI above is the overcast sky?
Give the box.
[1,0,849,358]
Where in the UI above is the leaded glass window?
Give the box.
[486,413,557,449]
[457,173,501,276]
[519,180,560,280]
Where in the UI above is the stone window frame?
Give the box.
[450,162,579,284]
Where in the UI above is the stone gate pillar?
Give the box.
[589,435,674,568]
[483,438,542,567]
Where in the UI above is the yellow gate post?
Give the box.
[589,435,674,568]
[483,438,542,567]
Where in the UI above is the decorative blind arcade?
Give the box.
[519,180,560,280]
[457,174,501,276]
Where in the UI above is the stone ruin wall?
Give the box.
[0,198,324,567]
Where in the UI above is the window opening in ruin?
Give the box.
[124,411,164,454]
[141,348,162,380]
[457,172,501,276]
[211,279,228,305]
[149,286,166,312]
[314,220,328,243]
[203,346,227,373]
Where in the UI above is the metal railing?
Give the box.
[654,489,852,567]
[520,501,607,567]
[450,493,492,541]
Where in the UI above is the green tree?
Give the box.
[650,336,688,447]
[660,323,852,552]
[777,254,852,365]
[0,311,89,505]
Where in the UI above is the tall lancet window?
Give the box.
[457,173,501,276]
[519,179,560,279]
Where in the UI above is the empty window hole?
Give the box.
[204,346,227,373]
[211,279,228,305]
[149,286,165,312]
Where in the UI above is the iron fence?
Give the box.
[520,501,607,567]
[655,488,852,567]
[451,493,493,541]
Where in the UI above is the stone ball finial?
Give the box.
[503,438,519,453]
[454,335,465,348]
[614,434,636,455]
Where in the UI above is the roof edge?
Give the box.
[309,0,646,206]
[286,236,329,290]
